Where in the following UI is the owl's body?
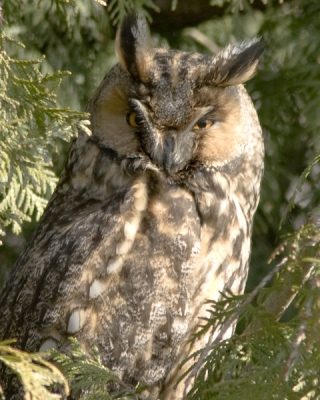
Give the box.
[0,15,264,399]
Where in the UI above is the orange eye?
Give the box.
[193,119,214,131]
[126,112,143,128]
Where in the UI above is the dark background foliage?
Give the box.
[1,1,320,398]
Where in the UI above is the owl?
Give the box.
[0,14,264,400]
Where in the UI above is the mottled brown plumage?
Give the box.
[0,14,264,399]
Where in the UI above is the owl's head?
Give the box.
[87,14,264,178]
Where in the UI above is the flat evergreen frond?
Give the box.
[0,341,69,399]
[108,0,132,25]
[108,0,159,25]
[52,338,152,399]
[188,332,294,400]
[187,212,320,399]
[0,29,88,238]
[4,0,112,112]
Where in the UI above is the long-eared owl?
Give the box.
[0,14,264,399]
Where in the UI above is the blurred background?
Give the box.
[1,0,320,294]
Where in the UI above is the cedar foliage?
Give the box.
[0,1,91,243]
[0,339,69,399]
[1,0,320,399]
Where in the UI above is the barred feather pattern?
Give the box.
[0,14,264,399]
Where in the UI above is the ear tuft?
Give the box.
[115,13,153,83]
[204,38,264,87]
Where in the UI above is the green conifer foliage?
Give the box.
[0,339,69,400]
[0,19,89,242]
[1,0,320,399]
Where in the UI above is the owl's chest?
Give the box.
[113,183,249,313]
[117,186,202,314]
[90,183,250,384]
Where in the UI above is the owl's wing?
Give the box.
[0,131,204,400]
[0,132,150,352]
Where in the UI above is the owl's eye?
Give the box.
[193,119,214,131]
[126,112,144,128]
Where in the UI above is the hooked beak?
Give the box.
[164,135,178,174]
[161,132,195,175]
